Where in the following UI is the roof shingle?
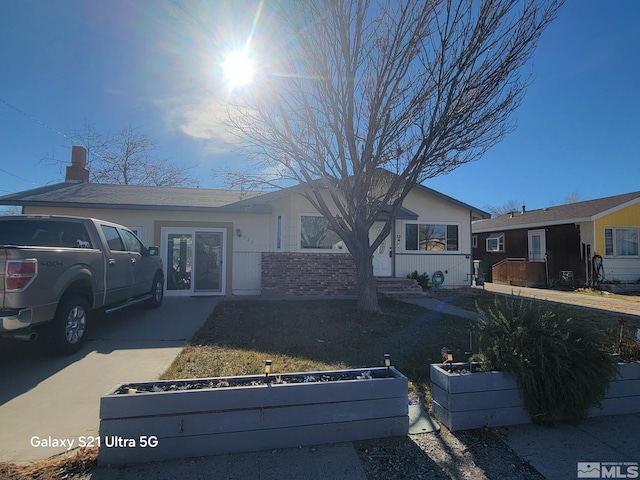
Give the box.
[473,191,640,232]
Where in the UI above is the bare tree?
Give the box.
[223,0,562,312]
[46,123,198,187]
[0,206,22,216]
[484,199,524,217]
[487,191,581,217]
[551,191,581,206]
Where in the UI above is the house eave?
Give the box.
[591,196,640,221]
[473,217,592,233]
[3,200,272,214]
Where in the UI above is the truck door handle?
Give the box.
[130,258,136,266]
[109,259,116,267]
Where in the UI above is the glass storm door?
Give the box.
[162,228,226,295]
[193,232,223,293]
[528,229,546,262]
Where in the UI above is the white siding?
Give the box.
[232,252,262,295]
[602,258,640,283]
[396,253,472,287]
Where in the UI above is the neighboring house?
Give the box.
[0,147,489,296]
[472,192,640,287]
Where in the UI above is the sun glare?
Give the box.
[223,52,255,89]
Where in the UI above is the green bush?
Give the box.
[407,270,430,291]
[477,295,619,425]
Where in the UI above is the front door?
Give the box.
[528,229,547,262]
[372,224,393,277]
[161,227,226,295]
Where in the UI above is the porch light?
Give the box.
[447,349,453,362]
[264,359,272,377]
[384,353,391,374]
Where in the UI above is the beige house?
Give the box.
[0,148,489,296]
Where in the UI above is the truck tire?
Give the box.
[45,294,89,355]
[144,274,164,308]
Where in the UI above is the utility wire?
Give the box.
[0,96,74,143]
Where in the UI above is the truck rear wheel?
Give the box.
[144,274,164,308]
[44,294,89,355]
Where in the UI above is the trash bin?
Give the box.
[473,260,487,286]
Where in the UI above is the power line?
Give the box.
[0,96,74,143]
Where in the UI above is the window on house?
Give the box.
[300,215,343,250]
[486,234,504,252]
[276,215,283,250]
[605,227,639,257]
[404,223,459,252]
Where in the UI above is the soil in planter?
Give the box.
[114,369,394,394]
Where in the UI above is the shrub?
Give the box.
[606,323,640,362]
[407,270,430,291]
[477,295,619,425]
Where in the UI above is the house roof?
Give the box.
[473,191,640,233]
[0,177,490,220]
[0,182,272,214]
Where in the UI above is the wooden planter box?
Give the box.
[431,362,640,431]
[98,367,408,465]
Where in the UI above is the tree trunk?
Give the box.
[353,247,381,313]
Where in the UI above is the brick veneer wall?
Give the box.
[261,252,357,296]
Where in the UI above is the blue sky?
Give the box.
[1,0,638,215]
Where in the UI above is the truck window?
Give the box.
[0,220,92,248]
[121,229,144,254]
[101,225,125,251]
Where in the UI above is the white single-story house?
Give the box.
[0,147,490,296]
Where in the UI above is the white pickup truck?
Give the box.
[0,215,164,354]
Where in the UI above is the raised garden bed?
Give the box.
[98,366,408,465]
[431,362,640,431]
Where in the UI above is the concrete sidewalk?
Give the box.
[480,282,640,318]
[89,443,367,480]
[497,413,640,480]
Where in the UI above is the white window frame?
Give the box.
[403,221,461,253]
[604,226,639,257]
[486,234,505,253]
[298,214,345,253]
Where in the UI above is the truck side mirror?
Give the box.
[147,246,159,256]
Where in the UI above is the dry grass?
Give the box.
[0,447,97,480]
[161,297,472,404]
[435,287,640,361]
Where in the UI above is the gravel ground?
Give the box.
[354,427,545,480]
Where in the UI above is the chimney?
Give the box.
[521,200,526,214]
[65,146,89,182]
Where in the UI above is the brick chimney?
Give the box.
[65,146,89,182]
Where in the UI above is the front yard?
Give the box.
[161,289,640,404]
[160,297,473,404]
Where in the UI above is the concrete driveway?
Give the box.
[0,296,219,463]
[479,282,640,318]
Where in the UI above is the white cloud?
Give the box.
[157,94,240,154]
